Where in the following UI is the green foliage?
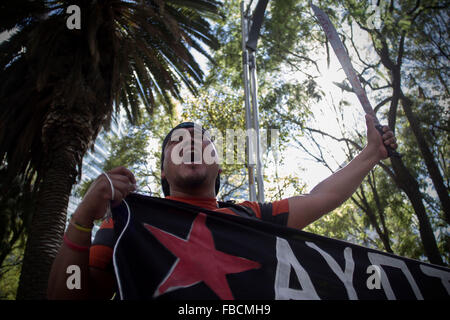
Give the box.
[0,169,33,277]
[0,245,24,300]
[309,0,448,263]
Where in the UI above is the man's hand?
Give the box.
[74,166,137,224]
[365,114,397,161]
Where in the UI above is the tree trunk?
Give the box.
[379,50,445,265]
[390,158,445,266]
[400,93,450,225]
[352,188,393,254]
[16,149,77,299]
[14,103,98,299]
[370,174,393,253]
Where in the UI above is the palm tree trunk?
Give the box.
[16,147,78,299]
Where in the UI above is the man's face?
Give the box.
[161,126,220,195]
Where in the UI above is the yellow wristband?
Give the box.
[70,219,93,233]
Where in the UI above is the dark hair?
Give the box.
[161,122,220,197]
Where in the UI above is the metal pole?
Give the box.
[248,51,265,203]
[241,1,257,201]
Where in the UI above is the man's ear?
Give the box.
[218,167,222,174]
[161,170,165,179]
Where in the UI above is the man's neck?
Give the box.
[166,195,218,211]
[169,188,216,199]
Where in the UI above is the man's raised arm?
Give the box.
[286,115,397,230]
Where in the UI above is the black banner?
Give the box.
[111,194,450,300]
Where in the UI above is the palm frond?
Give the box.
[0,0,222,188]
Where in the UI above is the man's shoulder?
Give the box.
[237,199,289,215]
[231,199,290,225]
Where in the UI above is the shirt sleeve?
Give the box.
[238,199,289,226]
[89,219,115,271]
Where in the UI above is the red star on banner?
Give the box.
[144,213,261,299]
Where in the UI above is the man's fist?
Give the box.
[365,114,397,160]
[74,166,137,224]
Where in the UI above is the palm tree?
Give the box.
[0,0,220,299]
